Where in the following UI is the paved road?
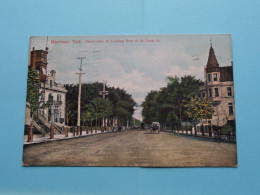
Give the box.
[23,130,237,167]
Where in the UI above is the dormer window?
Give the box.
[213,73,218,81]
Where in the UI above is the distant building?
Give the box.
[200,44,235,129]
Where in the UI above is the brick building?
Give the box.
[29,47,48,83]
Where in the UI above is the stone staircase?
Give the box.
[31,119,49,136]
[33,113,63,135]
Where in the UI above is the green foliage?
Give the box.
[141,90,159,124]
[81,104,95,126]
[92,97,113,121]
[65,82,136,126]
[26,67,49,116]
[185,96,214,121]
[142,75,203,127]
[221,125,233,135]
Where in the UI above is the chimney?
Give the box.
[50,70,56,83]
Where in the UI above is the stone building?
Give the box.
[39,70,67,127]
[200,44,235,130]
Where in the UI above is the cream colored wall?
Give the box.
[201,71,235,127]
[209,81,235,126]
[40,73,67,125]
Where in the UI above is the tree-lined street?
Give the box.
[23,129,237,167]
[24,35,237,168]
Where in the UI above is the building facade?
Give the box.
[27,47,67,129]
[200,44,235,129]
[40,70,67,127]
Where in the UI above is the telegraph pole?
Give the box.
[99,80,109,99]
[76,57,86,130]
[99,80,109,128]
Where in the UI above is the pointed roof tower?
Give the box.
[205,41,220,73]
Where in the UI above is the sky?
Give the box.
[30,34,233,121]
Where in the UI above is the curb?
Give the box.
[23,130,125,147]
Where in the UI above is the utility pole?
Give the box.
[76,57,86,129]
[99,80,109,99]
[99,80,109,128]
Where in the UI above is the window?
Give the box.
[54,107,59,123]
[50,80,53,88]
[48,93,53,104]
[201,92,205,98]
[228,103,234,114]
[207,74,211,82]
[227,87,232,96]
[209,88,212,97]
[41,67,47,75]
[214,88,219,97]
[213,73,218,81]
[57,94,59,101]
[41,93,44,101]
[48,109,51,121]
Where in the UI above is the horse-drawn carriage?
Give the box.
[151,122,160,134]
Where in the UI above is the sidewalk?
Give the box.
[23,130,115,145]
[161,129,236,143]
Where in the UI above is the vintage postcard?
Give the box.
[23,34,237,167]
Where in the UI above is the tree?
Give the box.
[81,105,94,126]
[185,96,214,121]
[167,75,203,127]
[65,82,136,127]
[141,90,159,125]
[142,75,203,130]
[91,97,113,127]
[64,84,79,126]
[26,67,49,119]
[116,100,136,126]
[185,96,214,135]
[66,102,76,126]
[154,87,174,130]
